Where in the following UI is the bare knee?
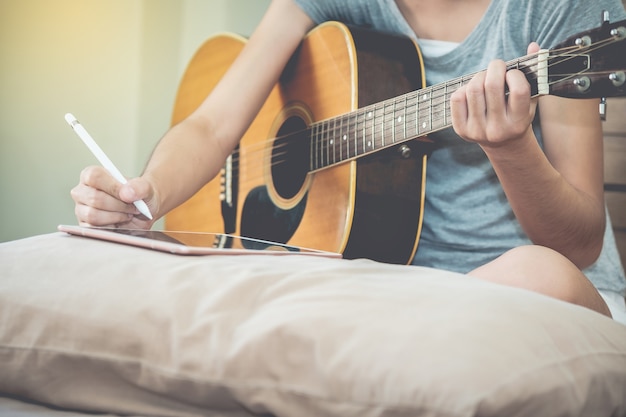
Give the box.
[469,245,611,318]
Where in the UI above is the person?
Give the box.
[70,0,626,323]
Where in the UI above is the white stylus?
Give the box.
[64,113,153,220]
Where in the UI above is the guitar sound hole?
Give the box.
[271,116,310,200]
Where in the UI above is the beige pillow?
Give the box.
[1,232,625,417]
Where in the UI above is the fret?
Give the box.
[316,121,322,169]
[342,114,350,160]
[322,120,329,168]
[403,94,407,141]
[391,101,396,143]
[428,88,433,131]
[326,119,332,166]
[326,119,331,165]
[384,100,393,145]
[380,101,387,146]
[310,123,315,170]
[414,92,420,137]
[394,103,401,143]
[354,111,360,158]
[366,109,372,151]
[359,109,367,154]
[352,110,358,158]
[313,122,321,170]
[371,107,377,150]
[361,109,370,153]
[329,120,335,166]
[404,94,412,139]
[375,101,385,148]
[315,121,321,168]
[329,120,335,165]
[360,110,366,154]
[338,114,343,162]
[418,89,431,135]
[368,105,377,150]
[330,118,341,163]
[317,121,323,169]
[371,107,378,150]
[342,114,349,161]
[407,92,419,138]
[443,84,448,127]
[432,85,446,130]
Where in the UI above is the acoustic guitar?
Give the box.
[166,17,626,264]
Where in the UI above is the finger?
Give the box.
[80,166,124,200]
[75,202,134,227]
[465,70,487,124]
[505,69,533,126]
[505,70,535,140]
[72,166,140,224]
[527,41,540,55]
[450,85,469,135]
[119,177,153,205]
[71,182,137,215]
[483,60,507,124]
[119,177,157,221]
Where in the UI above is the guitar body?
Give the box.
[166,22,429,264]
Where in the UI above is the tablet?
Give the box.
[57,225,342,258]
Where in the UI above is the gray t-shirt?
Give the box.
[293,0,626,294]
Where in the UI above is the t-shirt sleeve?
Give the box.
[291,0,404,33]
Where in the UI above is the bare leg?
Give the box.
[468,245,611,318]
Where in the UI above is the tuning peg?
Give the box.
[609,71,626,87]
[573,76,591,92]
[575,36,592,47]
[610,27,626,39]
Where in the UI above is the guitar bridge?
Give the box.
[219,148,238,234]
[219,155,233,207]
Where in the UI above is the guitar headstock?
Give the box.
[547,17,626,99]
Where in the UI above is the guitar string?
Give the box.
[227,62,615,177]
[216,36,620,177]
[209,55,531,169]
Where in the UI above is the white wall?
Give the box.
[0,0,270,242]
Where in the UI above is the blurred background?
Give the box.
[0,0,270,242]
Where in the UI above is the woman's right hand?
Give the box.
[70,165,157,229]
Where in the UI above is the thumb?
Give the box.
[119,177,152,205]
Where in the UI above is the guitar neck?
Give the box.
[309,54,545,171]
[309,13,626,172]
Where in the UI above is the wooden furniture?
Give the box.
[604,97,626,267]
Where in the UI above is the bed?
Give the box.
[1,232,626,417]
[3,23,626,416]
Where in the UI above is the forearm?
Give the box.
[139,1,314,221]
[483,132,605,269]
[141,115,232,219]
